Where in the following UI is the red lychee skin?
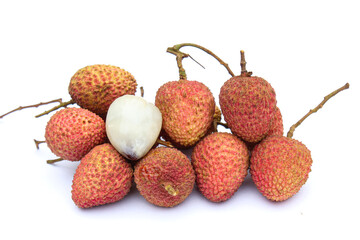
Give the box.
[134,147,195,207]
[191,132,249,202]
[245,106,284,151]
[268,106,284,136]
[45,107,106,161]
[71,143,133,208]
[155,79,215,148]
[219,76,277,143]
[69,65,137,118]
[250,135,312,201]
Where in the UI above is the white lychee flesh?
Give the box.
[106,95,162,160]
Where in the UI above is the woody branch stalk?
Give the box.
[172,43,235,77]
[287,83,350,138]
[35,99,76,118]
[167,43,235,81]
[0,98,64,119]
[166,47,189,80]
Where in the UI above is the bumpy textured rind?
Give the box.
[250,135,312,201]
[45,107,107,161]
[155,79,215,148]
[268,106,284,136]
[219,76,277,142]
[245,106,284,151]
[191,132,249,202]
[134,147,195,207]
[71,143,133,208]
[69,65,137,118]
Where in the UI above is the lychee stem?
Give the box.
[34,139,45,149]
[35,99,76,118]
[46,158,64,164]
[212,120,218,132]
[217,121,229,129]
[167,43,235,80]
[287,83,350,138]
[140,86,144,98]
[156,139,174,148]
[0,98,63,119]
[240,50,253,77]
[174,43,235,77]
[240,50,247,73]
[167,47,189,80]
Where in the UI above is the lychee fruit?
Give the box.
[191,132,249,202]
[219,50,277,143]
[45,107,107,161]
[106,95,162,161]
[71,143,133,208]
[244,106,284,152]
[268,106,284,136]
[134,147,195,207]
[155,79,215,148]
[250,135,312,201]
[68,64,137,118]
[250,82,349,201]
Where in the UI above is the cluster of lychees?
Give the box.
[1,43,349,208]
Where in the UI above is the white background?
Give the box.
[0,1,359,239]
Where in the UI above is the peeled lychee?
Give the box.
[191,132,249,202]
[106,95,162,161]
[219,51,277,143]
[155,79,215,148]
[69,65,137,118]
[250,135,312,201]
[45,107,106,161]
[134,147,195,207]
[71,143,133,208]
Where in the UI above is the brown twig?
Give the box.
[172,43,235,77]
[156,139,174,148]
[140,86,144,98]
[212,120,219,132]
[240,50,253,77]
[287,83,350,138]
[166,47,189,80]
[0,98,63,119]
[46,158,64,164]
[217,122,229,129]
[35,99,76,118]
[34,139,46,149]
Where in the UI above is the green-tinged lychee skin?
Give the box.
[268,106,284,136]
[219,75,277,143]
[155,79,215,148]
[250,135,312,201]
[69,65,137,118]
[71,143,133,208]
[45,107,107,161]
[134,147,195,207]
[191,132,249,202]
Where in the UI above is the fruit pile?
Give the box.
[1,43,349,208]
